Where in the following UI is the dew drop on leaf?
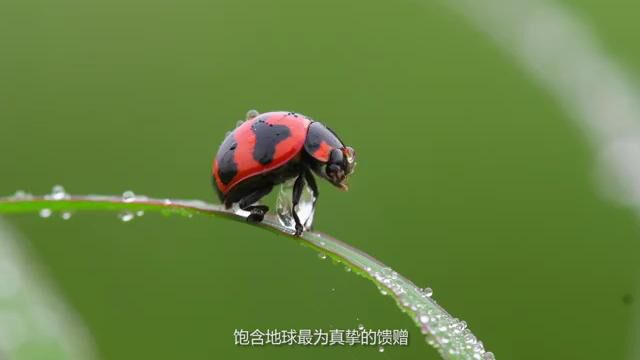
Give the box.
[122,191,136,203]
[420,287,433,297]
[49,185,68,200]
[11,190,32,200]
[39,209,52,218]
[483,352,496,360]
[118,211,135,222]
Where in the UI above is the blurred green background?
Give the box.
[1,0,639,359]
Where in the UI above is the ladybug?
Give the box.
[212,110,356,235]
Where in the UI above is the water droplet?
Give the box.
[464,333,477,344]
[420,287,433,297]
[276,178,315,232]
[60,212,72,220]
[50,185,68,200]
[379,288,388,296]
[11,190,33,200]
[482,352,495,360]
[118,211,135,222]
[425,334,437,346]
[318,253,327,260]
[122,191,136,203]
[39,209,52,218]
[378,346,385,353]
[380,267,398,280]
[419,315,430,324]
[344,266,352,272]
[330,287,335,292]
[246,109,259,120]
[357,324,365,331]
[136,210,145,217]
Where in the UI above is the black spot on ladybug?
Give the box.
[304,122,344,154]
[216,136,238,185]
[251,120,291,165]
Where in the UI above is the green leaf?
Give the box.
[0,193,494,360]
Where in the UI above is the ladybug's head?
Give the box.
[325,146,357,191]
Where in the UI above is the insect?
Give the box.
[212,110,356,235]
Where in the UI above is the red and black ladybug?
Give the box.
[212,110,356,235]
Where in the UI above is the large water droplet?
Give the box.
[49,185,68,200]
[378,346,385,353]
[276,179,316,233]
[60,212,72,220]
[318,253,327,260]
[39,209,52,218]
[118,211,135,222]
[122,191,136,203]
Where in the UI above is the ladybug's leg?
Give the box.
[291,174,307,236]
[238,185,273,223]
[303,168,319,211]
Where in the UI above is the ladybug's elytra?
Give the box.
[212,110,356,235]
